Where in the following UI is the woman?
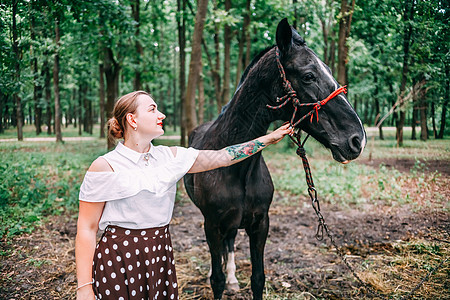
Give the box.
[75,91,292,299]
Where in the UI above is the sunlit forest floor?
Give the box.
[0,125,449,299]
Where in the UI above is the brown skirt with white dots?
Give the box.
[92,225,178,300]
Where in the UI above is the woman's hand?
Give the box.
[76,286,95,300]
[264,123,294,145]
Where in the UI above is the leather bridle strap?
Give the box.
[266,46,347,128]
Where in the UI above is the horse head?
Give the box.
[271,18,366,163]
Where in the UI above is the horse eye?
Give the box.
[303,73,315,82]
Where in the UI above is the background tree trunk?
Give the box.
[411,77,417,140]
[53,18,63,142]
[198,68,205,125]
[396,0,415,146]
[337,0,355,87]
[99,63,106,138]
[12,0,23,141]
[374,73,384,139]
[221,0,232,107]
[235,0,251,87]
[177,0,187,145]
[419,83,428,141]
[131,0,142,90]
[30,11,42,135]
[213,0,222,114]
[438,63,448,138]
[43,55,52,135]
[104,47,120,149]
[184,0,208,136]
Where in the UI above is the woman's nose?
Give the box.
[159,112,166,120]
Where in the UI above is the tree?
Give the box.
[337,0,355,87]
[184,0,208,138]
[177,0,187,145]
[53,16,63,142]
[11,0,23,140]
[396,0,415,146]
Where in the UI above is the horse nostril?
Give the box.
[348,134,361,154]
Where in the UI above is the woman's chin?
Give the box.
[154,130,164,139]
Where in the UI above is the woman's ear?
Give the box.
[126,113,137,130]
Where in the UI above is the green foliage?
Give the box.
[0,141,105,238]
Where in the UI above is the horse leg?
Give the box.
[246,214,269,300]
[204,221,226,299]
[224,230,239,291]
[206,232,240,291]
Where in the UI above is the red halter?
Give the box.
[266,47,347,127]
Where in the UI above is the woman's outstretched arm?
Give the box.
[188,123,292,173]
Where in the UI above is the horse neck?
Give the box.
[212,51,281,145]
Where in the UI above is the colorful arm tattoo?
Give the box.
[225,140,266,161]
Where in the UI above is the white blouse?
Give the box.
[79,142,199,230]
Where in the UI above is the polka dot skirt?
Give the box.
[92,225,178,300]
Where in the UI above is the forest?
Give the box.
[0,0,448,146]
[1,1,449,299]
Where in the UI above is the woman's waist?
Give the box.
[104,224,170,238]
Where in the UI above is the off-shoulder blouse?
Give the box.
[79,142,199,230]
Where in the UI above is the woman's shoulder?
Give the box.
[88,157,114,172]
[152,144,177,158]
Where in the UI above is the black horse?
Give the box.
[184,18,366,299]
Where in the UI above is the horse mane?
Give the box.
[220,45,275,114]
[220,29,305,114]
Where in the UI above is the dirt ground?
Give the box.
[0,158,449,299]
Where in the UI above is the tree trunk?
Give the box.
[31,11,42,135]
[53,18,62,142]
[419,99,428,141]
[244,23,252,68]
[172,49,177,132]
[12,0,23,141]
[198,62,205,125]
[329,28,336,75]
[213,0,222,114]
[431,101,437,138]
[235,0,251,87]
[222,0,232,107]
[43,55,52,135]
[131,0,142,90]
[104,47,120,149]
[78,86,83,136]
[0,91,4,133]
[293,0,298,29]
[82,83,89,133]
[437,63,448,139]
[396,0,415,146]
[411,103,418,140]
[411,77,417,140]
[184,0,208,136]
[177,0,187,146]
[373,73,384,139]
[337,0,355,87]
[99,63,106,138]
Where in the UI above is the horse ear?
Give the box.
[276,18,292,53]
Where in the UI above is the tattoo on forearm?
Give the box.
[225,140,266,161]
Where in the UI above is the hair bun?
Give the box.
[107,117,123,139]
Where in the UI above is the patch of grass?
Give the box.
[0,140,106,238]
[357,239,449,299]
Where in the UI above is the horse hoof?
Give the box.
[226,282,240,291]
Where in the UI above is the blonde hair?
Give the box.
[107,91,150,140]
